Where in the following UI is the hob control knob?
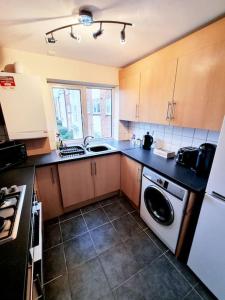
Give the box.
[9,185,18,193]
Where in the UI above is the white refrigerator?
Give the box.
[188,117,225,300]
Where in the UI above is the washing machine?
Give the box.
[140,167,189,253]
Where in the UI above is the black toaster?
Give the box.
[176,146,199,169]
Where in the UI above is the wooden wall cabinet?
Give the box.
[119,18,225,131]
[139,58,177,124]
[35,165,63,221]
[121,155,142,207]
[58,154,121,208]
[173,41,225,130]
[119,72,140,122]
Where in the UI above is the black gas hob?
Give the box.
[0,185,26,245]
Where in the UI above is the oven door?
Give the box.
[27,197,44,300]
[144,185,174,226]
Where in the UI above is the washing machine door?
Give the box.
[144,185,174,225]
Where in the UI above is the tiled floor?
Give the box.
[43,196,216,300]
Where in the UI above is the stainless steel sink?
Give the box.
[86,144,114,153]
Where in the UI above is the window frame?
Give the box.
[49,83,114,143]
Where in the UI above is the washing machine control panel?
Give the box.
[156,178,168,189]
[143,167,187,201]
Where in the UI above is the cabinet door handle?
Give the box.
[170,101,176,120]
[166,102,171,120]
[91,161,93,176]
[50,167,55,184]
[135,104,138,119]
[94,162,97,175]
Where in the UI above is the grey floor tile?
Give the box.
[59,209,81,222]
[119,197,136,213]
[141,255,191,299]
[90,223,121,254]
[131,211,148,229]
[99,196,119,207]
[113,214,142,241]
[64,232,96,270]
[184,289,202,300]
[195,282,217,300]
[99,243,139,289]
[81,201,101,213]
[68,257,112,300]
[103,201,128,221]
[114,272,151,300]
[60,215,87,241]
[43,244,66,283]
[44,223,62,250]
[44,275,71,300]
[145,228,168,252]
[165,251,200,286]
[83,208,109,230]
[125,231,162,269]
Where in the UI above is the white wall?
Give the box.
[0,47,119,148]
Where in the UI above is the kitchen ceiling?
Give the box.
[0,0,225,67]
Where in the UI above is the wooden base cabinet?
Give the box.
[121,156,142,207]
[58,154,121,208]
[94,154,121,198]
[58,159,95,208]
[35,165,63,221]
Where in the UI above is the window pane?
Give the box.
[52,87,83,140]
[86,88,112,138]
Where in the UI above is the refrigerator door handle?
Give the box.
[212,191,225,202]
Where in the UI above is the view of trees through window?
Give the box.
[52,86,112,140]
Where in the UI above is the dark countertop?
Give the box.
[19,140,137,168]
[0,167,35,300]
[20,140,207,193]
[122,148,207,193]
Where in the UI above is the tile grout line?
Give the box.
[164,253,196,291]
[80,207,116,298]
[58,215,74,300]
[142,227,166,252]
[112,251,166,292]
[43,274,63,286]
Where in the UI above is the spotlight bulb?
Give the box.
[47,33,56,43]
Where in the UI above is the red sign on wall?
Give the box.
[0,76,16,87]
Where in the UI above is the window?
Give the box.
[86,88,112,138]
[52,85,113,140]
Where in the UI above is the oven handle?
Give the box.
[27,205,35,300]
[31,202,43,262]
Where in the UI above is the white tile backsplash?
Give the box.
[123,121,219,153]
[193,128,208,140]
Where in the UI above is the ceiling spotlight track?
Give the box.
[45,9,132,44]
